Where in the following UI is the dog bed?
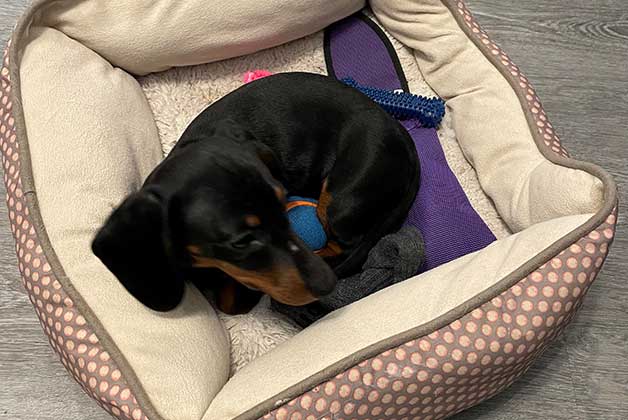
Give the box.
[0,0,617,419]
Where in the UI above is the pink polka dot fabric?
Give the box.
[1,42,150,420]
[259,213,615,420]
[0,2,618,419]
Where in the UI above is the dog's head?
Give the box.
[92,121,337,312]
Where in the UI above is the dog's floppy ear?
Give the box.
[91,189,184,311]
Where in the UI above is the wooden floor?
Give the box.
[1,1,626,419]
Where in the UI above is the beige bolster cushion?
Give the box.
[42,0,365,75]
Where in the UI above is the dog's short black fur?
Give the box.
[92,72,420,314]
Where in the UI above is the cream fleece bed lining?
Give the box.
[13,0,607,419]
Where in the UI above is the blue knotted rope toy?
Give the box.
[342,77,446,128]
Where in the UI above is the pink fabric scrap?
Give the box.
[242,70,273,84]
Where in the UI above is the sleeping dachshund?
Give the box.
[92,72,420,315]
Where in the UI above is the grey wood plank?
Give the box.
[1,1,627,419]
[0,0,27,48]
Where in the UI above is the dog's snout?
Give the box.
[308,266,337,297]
[283,234,337,299]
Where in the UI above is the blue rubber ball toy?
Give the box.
[286,196,328,251]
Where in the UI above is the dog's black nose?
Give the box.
[308,265,337,297]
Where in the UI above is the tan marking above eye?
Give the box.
[245,214,261,227]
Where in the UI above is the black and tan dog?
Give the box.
[92,72,420,314]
